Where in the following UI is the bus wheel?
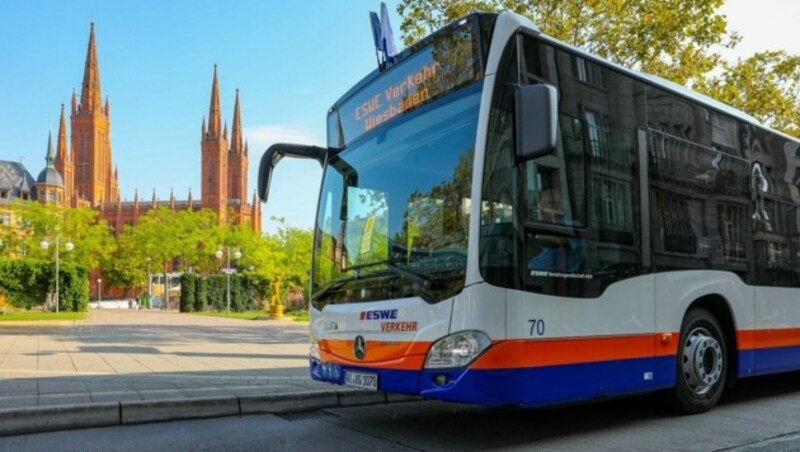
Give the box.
[671,308,727,414]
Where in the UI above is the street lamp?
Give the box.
[40,236,74,314]
[145,257,152,310]
[215,247,241,313]
[97,278,102,303]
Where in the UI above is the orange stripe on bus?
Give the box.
[754,328,800,349]
[319,339,430,370]
[737,330,757,350]
[734,329,800,351]
[316,328,800,372]
[472,334,679,370]
[319,333,681,371]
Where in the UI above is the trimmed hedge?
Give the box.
[0,259,89,312]
[181,273,269,312]
[194,276,208,312]
[180,273,197,312]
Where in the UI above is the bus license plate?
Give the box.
[344,371,378,390]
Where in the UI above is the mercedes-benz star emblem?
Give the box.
[353,335,367,361]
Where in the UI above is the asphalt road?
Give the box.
[4,371,800,451]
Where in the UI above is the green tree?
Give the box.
[5,201,114,270]
[264,218,313,307]
[396,0,800,138]
[104,207,227,292]
[697,51,800,137]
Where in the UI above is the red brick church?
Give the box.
[50,23,261,233]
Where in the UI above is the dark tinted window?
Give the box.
[480,35,645,298]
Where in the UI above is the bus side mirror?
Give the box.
[515,84,558,160]
[258,143,328,204]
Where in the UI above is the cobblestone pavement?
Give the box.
[0,309,328,409]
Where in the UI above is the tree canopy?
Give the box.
[397,0,799,138]
[1,201,114,270]
[2,201,313,309]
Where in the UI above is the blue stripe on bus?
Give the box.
[752,345,800,376]
[311,357,676,407]
[418,357,675,407]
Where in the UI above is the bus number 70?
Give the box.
[528,319,545,336]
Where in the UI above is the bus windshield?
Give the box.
[312,82,482,309]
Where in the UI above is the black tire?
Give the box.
[669,308,727,414]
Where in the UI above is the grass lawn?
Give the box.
[0,311,87,321]
[193,310,310,322]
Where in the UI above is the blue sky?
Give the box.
[0,0,797,234]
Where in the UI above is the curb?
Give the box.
[0,390,422,437]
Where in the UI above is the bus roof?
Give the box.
[506,11,800,144]
[330,11,798,145]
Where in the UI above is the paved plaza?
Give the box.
[0,309,329,409]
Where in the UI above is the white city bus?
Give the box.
[259,12,800,413]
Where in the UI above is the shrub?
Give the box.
[194,276,207,312]
[0,259,89,311]
[189,273,270,312]
[179,273,197,313]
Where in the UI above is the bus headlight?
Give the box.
[310,340,321,360]
[424,331,491,369]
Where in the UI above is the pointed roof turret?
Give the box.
[46,131,56,166]
[223,121,228,141]
[244,139,249,156]
[57,104,70,163]
[201,116,207,138]
[36,131,64,186]
[207,65,222,137]
[104,96,110,117]
[71,89,77,115]
[80,22,103,113]
[230,89,244,154]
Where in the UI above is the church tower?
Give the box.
[201,65,229,222]
[54,103,74,204]
[71,23,119,206]
[228,89,248,213]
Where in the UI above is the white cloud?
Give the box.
[243,124,324,154]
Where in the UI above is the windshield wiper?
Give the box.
[348,258,433,288]
[313,277,351,301]
[314,257,442,303]
[312,258,408,301]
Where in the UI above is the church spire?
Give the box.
[80,22,102,113]
[57,104,69,163]
[230,89,243,154]
[207,65,222,137]
[45,131,56,168]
